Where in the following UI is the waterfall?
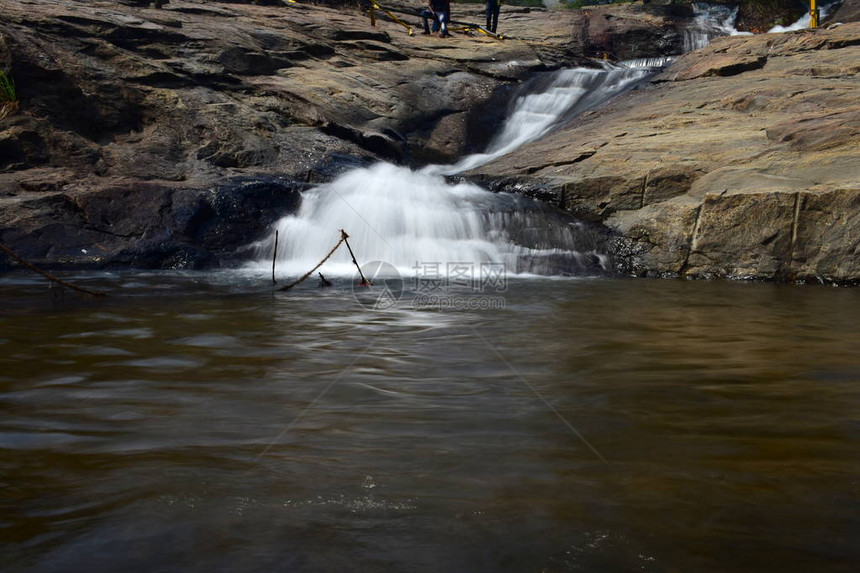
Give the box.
[683,2,752,52]
[435,62,658,176]
[684,1,838,47]
[768,2,838,33]
[253,60,667,278]
[260,164,609,277]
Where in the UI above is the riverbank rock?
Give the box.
[469,22,860,284]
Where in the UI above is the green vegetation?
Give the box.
[0,70,18,120]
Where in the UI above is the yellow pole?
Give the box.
[810,0,819,28]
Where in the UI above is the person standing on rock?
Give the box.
[421,0,452,37]
[486,0,501,33]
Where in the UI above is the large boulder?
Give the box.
[576,3,694,59]
[469,22,860,284]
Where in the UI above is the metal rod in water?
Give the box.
[272,230,279,285]
[341,229,371,286]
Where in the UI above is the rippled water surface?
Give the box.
[1,272,858,572]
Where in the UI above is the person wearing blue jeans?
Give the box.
[421,0,451,37]
[486,0,501,33]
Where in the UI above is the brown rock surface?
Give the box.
[469,22,860,283]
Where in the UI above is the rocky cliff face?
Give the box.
[468,21,860,284]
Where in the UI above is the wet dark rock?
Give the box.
[0,32,11,72]
[0,177,303,270]
[114,242,220,270]
[319,124,406,163]
[190,176,303,256]
[576,3,693,59]
[0,127,49,170]
[471,175,563,206]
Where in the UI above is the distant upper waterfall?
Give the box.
[252,60,667,278]
[435,63,655,176]
[683,2,752,52]
[768,1,838,33]
[684,1,838,50]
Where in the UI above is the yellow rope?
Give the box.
[365,0,503,40]
[367,0,414,35]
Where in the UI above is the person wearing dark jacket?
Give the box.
[421,0,452,37]
[486,0,501,33]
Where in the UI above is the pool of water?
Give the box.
[1,271,858,572]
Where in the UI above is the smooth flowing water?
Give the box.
[684,1,839,46]
[254,62,661,278]
[1,273,859,572]
[768,1,839,33]
[684,3,752,52]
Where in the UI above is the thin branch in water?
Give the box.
[0,244,108,297]
[279,233,346,291]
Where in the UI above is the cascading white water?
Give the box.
[435,63,655,175]
[768,1,837,33]
[263,165,508,276]
[260,163,607,277]
[617,57,677,69]
[683,2,752,52]
[252,61,666,278]
[684,1,837,47]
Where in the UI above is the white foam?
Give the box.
[254,62,664,277]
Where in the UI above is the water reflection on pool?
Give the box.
[1,271,858,572]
